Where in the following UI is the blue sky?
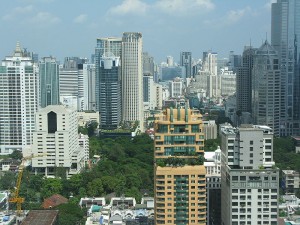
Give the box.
[0,0,275,63]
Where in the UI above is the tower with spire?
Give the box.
[252,40,280,136]
[0,42,39,154]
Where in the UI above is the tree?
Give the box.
[87,121,98,137]
[0,171,16,190]
[87,178,104,197]
[56,203,85,225]
[41,178,63,199]
[9,150,23,160]
[204,138,221,152]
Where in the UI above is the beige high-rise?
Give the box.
[121,32,144,131]
[154,108,206,225]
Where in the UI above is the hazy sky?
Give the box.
[0,0,275,63]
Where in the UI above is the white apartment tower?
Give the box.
[31,105,84,177]
[121,32,144,130]
[0,43,38,154]
[169,77,183,98]
[220,124,279,225]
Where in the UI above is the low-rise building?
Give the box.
[77,111,99,127]
[282,170,300,195]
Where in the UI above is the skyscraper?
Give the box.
[98,54,121,130]
[271,0,300,136]
[95,37,122,111]
[236,47,256,114]
[202,51,219,98]
[154,108,206,225]
[220,124,279,225]
[180,52,192,78]
[121,32,144,130]
[252,41,280,136]
[59,57,88,110]
[83,63,96,111]
[39,56,60,108]
[0,43,38,154]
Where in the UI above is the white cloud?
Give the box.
[225,7,251,24]
[204,6,252,27]
[155,0,214,15]
[108,0,214,17]
[28,12,60,24]
[74,14,87,24]
[2,5,34,20]
[109,0,148,15]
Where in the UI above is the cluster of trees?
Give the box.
[273,137,300,172]
[2,134,154,214]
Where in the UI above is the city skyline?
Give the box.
[1,0,274,62]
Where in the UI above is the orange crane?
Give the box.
[9,153,47,215]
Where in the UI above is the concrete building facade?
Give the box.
[31,105,85,177]
[220,124,279,225]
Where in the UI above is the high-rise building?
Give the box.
[31,105,85,177]
[154,108,206,225]
[236,47,256,114]
[121,32,144,130]
[202,51,220,98]
[0,43,38,154]
[220,124,279,225]
[83,63,96,111]
[39,57,60,108]
[180,52,192,78]
[98,54,121,130]
[252,41,280,136]
[59,57,87,110]
[169,77,184,98]
[271,0,300,136]
[166,56,174,67]
[143,52,155,104]
[95,37,122,112]
[220,67,236,97]
[228,51,242,73]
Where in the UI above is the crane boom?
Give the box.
[9,153,47,215]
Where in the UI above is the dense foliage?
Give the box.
[1,134,154,217]
[204,138,221,152]
[273,137,300,172]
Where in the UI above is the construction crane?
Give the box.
[9,153,47,216]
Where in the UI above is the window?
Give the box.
[232,176,238,181]
[250,140,253,145]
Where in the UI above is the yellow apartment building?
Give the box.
[154,108,206,225]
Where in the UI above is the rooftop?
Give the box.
[21,210,58,225]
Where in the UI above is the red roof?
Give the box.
[42,194,68,209]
